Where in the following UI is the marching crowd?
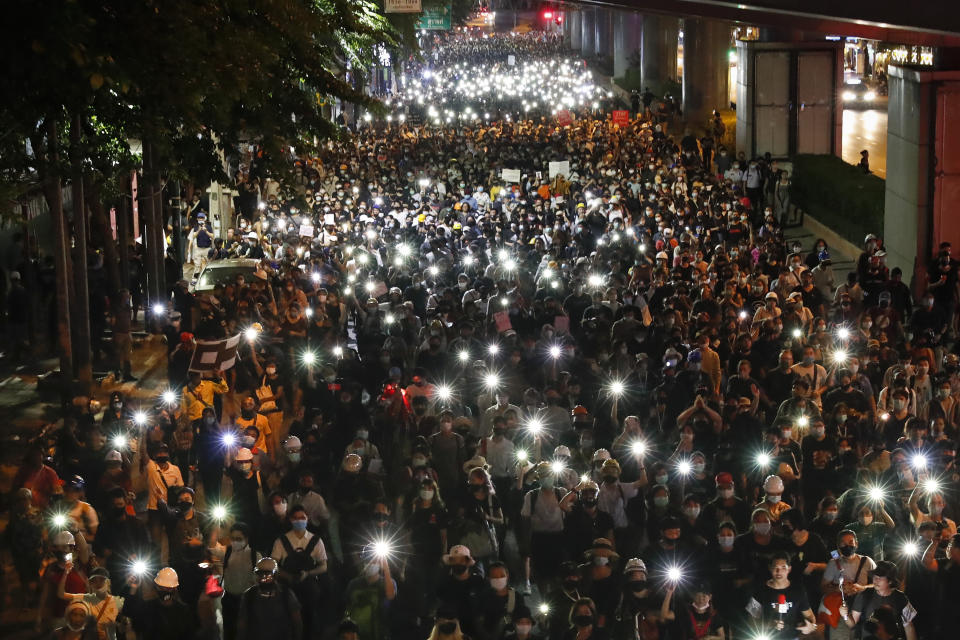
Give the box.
[8,30,960,640]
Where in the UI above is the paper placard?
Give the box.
[324,213,335,225]
[494,311,512,333]
[612,110,630,127]
[556,110,573,127]
[501,168,521,183]
[553,315,570,334]
[507,54,516,66]
[549,161,570,179]
[299,224,315,237]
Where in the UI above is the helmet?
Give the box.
[763,474,784,493]
[601,459,622,476]
[571,405,589,417]
[342,453,363,473]
[818,250,830,262]
[687,349,702,363]
[154,567,179,589]
[255,557,278,574]
[864,233,878,245]
[53,530,76,546]
[579,480,600,493]
[592,448,611,463]
[235,447,254,462]
[623,558,648,575]
[64,475,86,491]
[250,322,264,333]
[284,436,302,450]
[554,445,571,458]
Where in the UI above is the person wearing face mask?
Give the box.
[430,410,467,508]
[57,564,123,640]
[251,356,284,459]
[474,561,523,640]
[344,551,397,640]
[820,530,876,637]
[237,557,303,640]
[92,487,150,586]
[225,447,265,530]
[909,490,958,536]
[562,597,607,640]
[745,552,818,639]
[593,459,646,557]
[121,567,193,640]
[503,605,541,640]
[222,523,260,640]
[608,558,663,639]
[738,510,789,590]
[659,579,725,640]
[235,394,273,460]
[809,497,845,544]
[271,505,328,637]
[788,347,828,411]
[845,504,895,562]
[145,444,183,564]
[756,474,792,523]
[287,468,329,530]
[438,545,485,636]
[702,472,751,533]
[561,480,616,561]
[37,531,88,634]
[52,599,97,640]
[181,369,229,424]
[778,509,829,607]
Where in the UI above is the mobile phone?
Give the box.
[65,552,73,563]
[830,550,839,560]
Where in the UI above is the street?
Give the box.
[842,108,887,178]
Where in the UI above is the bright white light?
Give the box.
[223,433,236,447]
[372,540,392,559]
[498,249,509,262]
[212,505,227,521]
[902,541,919,557]
[517,450,528,462]
[549,345,562,359]
[152,303,165,316]
[311,272,321,283]
[630,441,646,456]
[739,310,748,320]
[113,435,127,449]
[608,380,625,396]
[302,351,316,365]
[667,566,683,582]
[833,349,848,364]
[385,313,395,324]
[133,411,147,426]
[304,307,314,318]
[796,416,809,428]
[792,328,802,338]
[912,454,928,469]
[527,419,544,435]
[923,477,940,493]
[538,603,549,615]
[483,372,500,389]
[365,281,376,293]
[837,327,851,340]
[869,486,885,501]
[162,390,177,405]
[428,265,439,276]
[677,460,692,476]
[551,460,565,474]
[419,178,430,188]
[500,297,509,307]
[757,453,771,467]
[333,346,344,357]
[864,91,877,101]
[488,344,499,356]
[463,255,475,266]
[843,90,857,101]
[399,244,412,257]
[458,350,470,362]
[245,327,258,342]
[132,560,148,576]
[52,514,67,528]
[588,274,604,288]
[436,385,452,401]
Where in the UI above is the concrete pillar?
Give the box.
[569,10,582,52]
[594,8,611,59]
[581,7,595,59]
[641,15,679,92]
[614,12,644,79]
[682,17,731,125]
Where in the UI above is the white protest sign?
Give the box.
[501,169,521,183]
[548,161,570,179]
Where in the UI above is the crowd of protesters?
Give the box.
[7,29,960,640]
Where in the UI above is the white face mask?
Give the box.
[593,556,609,566]
[231,540,247,552]
[718,535,735,548]
[718,488,734,499]
[273,503,288,517]
[753,522,772,535]
[490,576,508,590]
[515,623,532,636]
[419,489,434,501]
[767,494,781,504]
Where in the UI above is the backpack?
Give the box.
[223,544,257,573]
[278,533,322,574]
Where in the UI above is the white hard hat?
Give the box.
[235,447,254,462]
[53,530,76,546]
[554,445,571,458]
[154,567,179,588]
[284,436,302,450]
[763,474,785,493]
[592,448,612,463]
[623,557,648,575]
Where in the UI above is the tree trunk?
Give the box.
[142,141,162,304]
[118,180,130,293]
[45,118,74,396]
[86,180,122,295]
[71,114,92,391]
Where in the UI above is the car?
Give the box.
[190,258,262,293]
[841,81,886,109]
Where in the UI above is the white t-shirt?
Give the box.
[822,554,876,588]
[271,530,327,565]
[598,480,639,529]
[520,487,566,533]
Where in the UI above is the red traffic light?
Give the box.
[543,11,553,19]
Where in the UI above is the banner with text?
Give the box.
[385,0,421,12]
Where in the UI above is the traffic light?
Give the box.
[543,10,553,20]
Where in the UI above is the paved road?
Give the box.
[842,108,887,179]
